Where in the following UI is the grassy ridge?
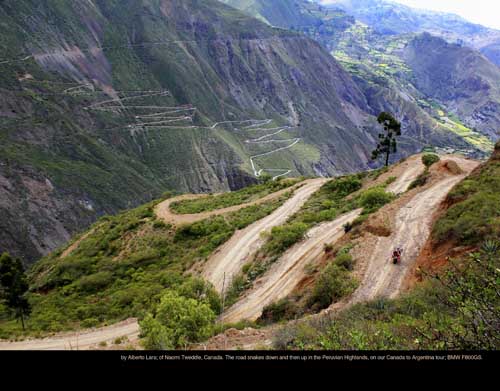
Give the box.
[433,144,500,245]
[170,178,300,214]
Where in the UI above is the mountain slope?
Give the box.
[321,0,500,66]
[0,150,491,350]
[403,33,500,140]
[0,0,380,264]
[221,0,494,151]
[274,143,499,350]
[220,0,318,27]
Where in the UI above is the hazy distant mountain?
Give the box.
[403,33,500,140]
[221,0,498,148]
[319,0,500,66]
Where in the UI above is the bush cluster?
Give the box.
[359,187,395,214]
[422,153,440,168]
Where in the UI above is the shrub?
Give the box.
[139,290,215,349]
[335,252,354,271]
[224,275,249,307]
[359,188,395,213]
[264,223,309,254]
[174,217,231,242]
[76,271,113,293]
[309,263,358,310]
[422,154,440,168]
[114,336,126,345]
[177,277,222,314]
[259,174,272,183]
[260,298,298,324]
[81,318,99,328]
[343,222,353,233]
[323,177,362,198]
[409,169,430,189]
[152,220,170,230]
[139,314,175,350]
[385,176,397,186]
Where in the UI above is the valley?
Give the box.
[0,0,498,353]
[1,148,492,350]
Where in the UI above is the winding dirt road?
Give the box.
[203,178,329,292]
[221,209,363,323]
[386,156,425,194]
[155,181,304,226]
[1,155,478,350]
[346,157,479,305]
[0,318,139,351]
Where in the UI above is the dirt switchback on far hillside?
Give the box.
[155,181,305,226]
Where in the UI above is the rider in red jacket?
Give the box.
[392,248,403,264]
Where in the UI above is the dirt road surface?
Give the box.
[221,209,363,323]
[346,157,479,304]
[387,156,425,194]
[155,181,304,226]
[60,229,95,259]
[0,318,139,350]
[203,178,329,292]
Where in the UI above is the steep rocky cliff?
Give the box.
[0,0,377,263]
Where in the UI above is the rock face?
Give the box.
[222,0,486,149]
[403,33,500,140]
[0,0,377,263]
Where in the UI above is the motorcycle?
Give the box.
[392,248,403,265]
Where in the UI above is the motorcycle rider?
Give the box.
[392,247,403,264]
[392,249,400,264]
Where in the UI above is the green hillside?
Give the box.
[0,0,382,264]
[0,180,295,337]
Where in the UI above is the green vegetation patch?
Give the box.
[433,148,500,245]
[170,178,299,214]
[422,153,440,168]
[274,242,500,350]
[139,290,216,350]
[308,251,358,311]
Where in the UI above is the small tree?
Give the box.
[0,253,31,330]
[371,112,402,167]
